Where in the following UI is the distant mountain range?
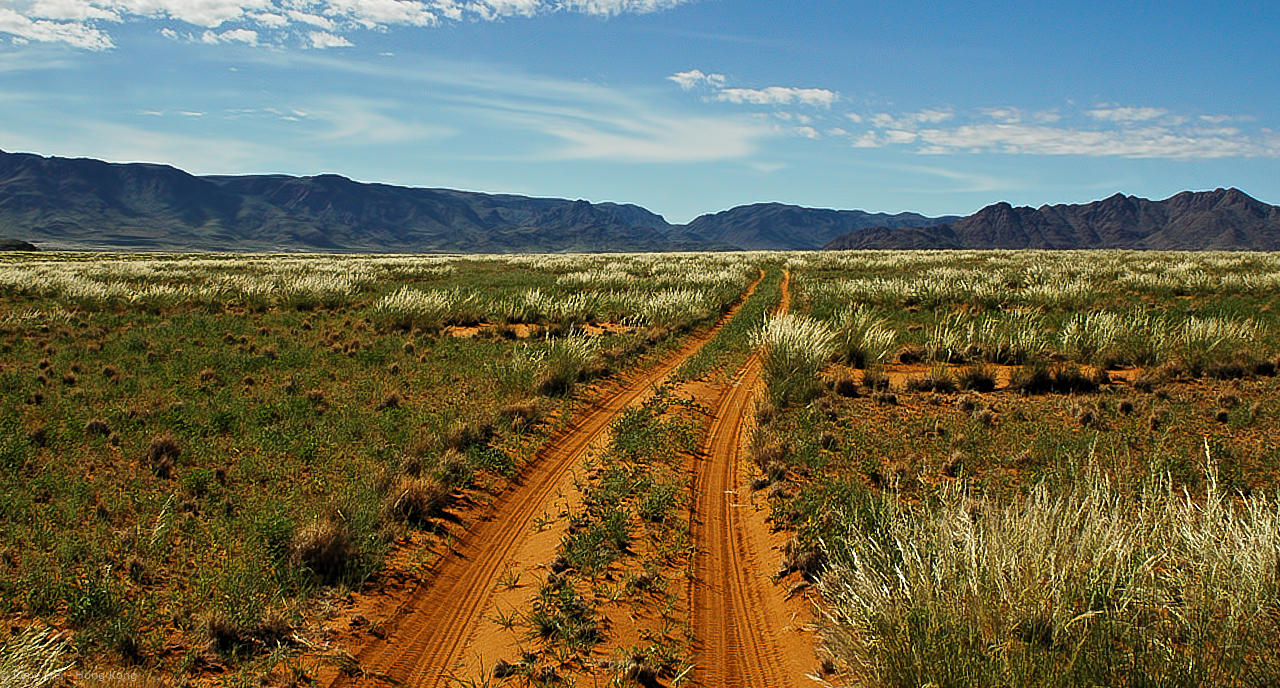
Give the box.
[824,188,1280,251]
[0,148,1276,253]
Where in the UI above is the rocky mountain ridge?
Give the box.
[1,149,1275,253]
[825,188,1280,251]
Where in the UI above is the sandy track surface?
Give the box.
[323,271,765,688]
[688,270,819,687]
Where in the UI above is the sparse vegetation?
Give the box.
[7,249,1280,686]
[819,463,1280,687]
[0,251,753,680]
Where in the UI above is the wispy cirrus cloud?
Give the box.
[667,68,837,140]
[0,0,697,49]
[667,68,725,91]
[0,6,112,49]
[716,86,837,108]
[842,103,1280,160]
[669,67,838,108]
[1086,106,1167,123]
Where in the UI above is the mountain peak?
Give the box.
[825,189,1280,252]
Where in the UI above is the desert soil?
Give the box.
[310,269,824,687]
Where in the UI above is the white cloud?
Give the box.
[668,69,726,91]
[865,109,954,129]
[323,0,437,28]
[0,7,113,49]
[1086,106,1167,123]
[284,10,333,29]
[201,27,258,44]
[1032,109,1061,124]
[840,103,1278,160]
[981,107,1022,123]
[250,10,288,26]
[113,0,273,28]
[884,129,918,144]
[669,70,839,110]
[0,0,696,49]
[851,131,879,148]
[910,123,1272,159]
[561,0,689,16]
[795,126,818,139]
[308,30,352,48]
[717,86,837,108]
[28,0,117,21]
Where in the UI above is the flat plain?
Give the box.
[2,250,1279,688]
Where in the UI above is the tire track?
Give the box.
[325,270,765,688]
[688,270,815,687]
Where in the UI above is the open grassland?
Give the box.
[0,252,760,682]
[757,250,1280,686]
[4,249,1280,688]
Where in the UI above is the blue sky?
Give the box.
[1,0,1276,223]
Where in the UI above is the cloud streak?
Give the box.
[716,86,836,108]
[0,0,697,49]
[798,101,1280,160]
[669,68,838,109]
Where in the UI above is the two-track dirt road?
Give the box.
[322,272,765,688]
[687,270,820,687]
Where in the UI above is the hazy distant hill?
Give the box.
[2,149,1275,253]
[674,203,957,250]
[825,189,1280,251]
[0,150,680,253]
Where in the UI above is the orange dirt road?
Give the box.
[323,271,764,688]
[688,270,818,687]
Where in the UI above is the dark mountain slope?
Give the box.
[825,189,1280,251]
[0,150,678,252]
[677,202,957,251]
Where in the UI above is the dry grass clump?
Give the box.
[374,392,403,411]
[749,431,790,476]
[601,653,662,686]
[289,512,355,584]
[145,433,181,479]
[902,367,958,394]
[84,418,111,437]
[778,537,827,581]
[819,463,1280,687]
[0,625,69,688]
[444,419,495,452]
[871,391,898,406]
[380,476,449,525]
[1009,364,1102,395]
[500,399,542,432]
[203,610,244,654]
[833,376,860,398]
[862,366,890,392]
[956,364,998,393]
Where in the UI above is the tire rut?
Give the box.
[688,270,815,687]
[325,270,766,688]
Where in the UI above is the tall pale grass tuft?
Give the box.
[369,287,461,331]
[754,314,835,406]
[818,457,1280,687]
[0,626,70,688]
[535,333,598,396]
[832,309,897,368]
